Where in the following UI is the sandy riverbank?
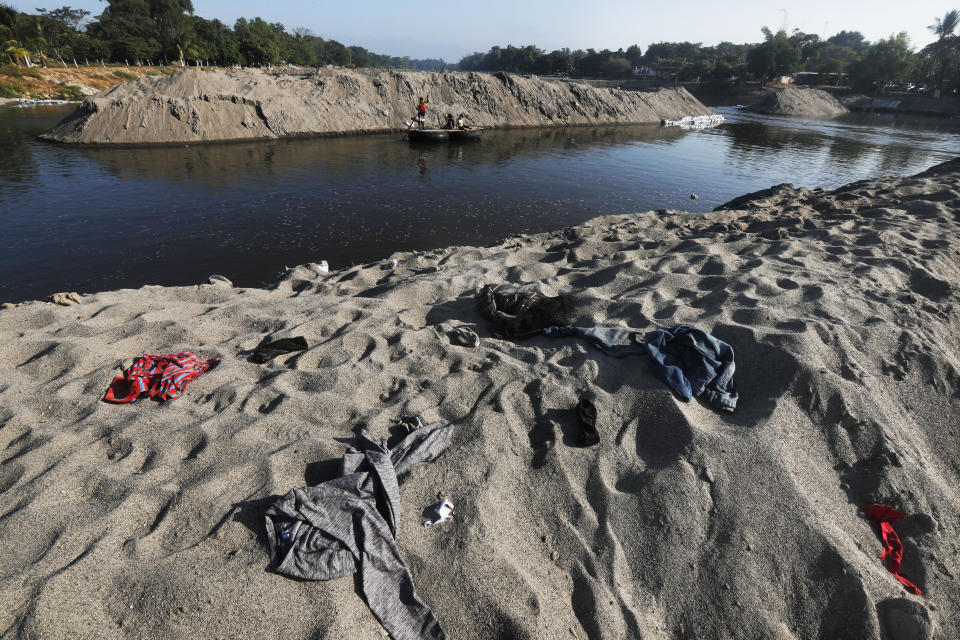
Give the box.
[41,67,713,145]
[1,160,957,639]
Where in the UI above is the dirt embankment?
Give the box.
[0,65,175,101]
[41,67,714,145]
[841,93,960,118]
[744,87,848,117]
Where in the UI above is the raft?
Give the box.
[407,129,450,142]
[448,128,484,141]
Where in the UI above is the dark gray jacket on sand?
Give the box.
[265,421,454,640]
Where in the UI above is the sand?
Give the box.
[1,160,958,640]
[745,88,848,118]
[41,67,713,145]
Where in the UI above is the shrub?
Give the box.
[59,85,84,100]
[0,64,41,79]
[0,78,24,97]
[113,70,137,81]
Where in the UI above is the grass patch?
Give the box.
[57,85,84,100]
[0,78,24,98]
[112,70,137,81]
[0,64,42,79]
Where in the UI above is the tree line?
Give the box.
[459,13,960,94]
[0,1,445,69]
[6,2,960,95]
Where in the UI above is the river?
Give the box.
[2,104,959,303]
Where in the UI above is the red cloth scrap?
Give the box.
[865,503,922,595]
[103,353,217,403]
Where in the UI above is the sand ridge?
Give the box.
[41,67,713,145]
[0,160,958,639]
[745,87,849,118]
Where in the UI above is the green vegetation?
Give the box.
[1,1,958,96]
[58,83,83,99]
[458,13,960,94]
[113,69,136,80]
[0,1,444,69]
[0,62,40,78]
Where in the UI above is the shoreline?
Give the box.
[41,67,714,145]
[1,161,957,638]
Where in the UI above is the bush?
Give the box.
[0,64,42,79]
[0,77,24,97]
[58,85,84,100]
[113,70,137,81]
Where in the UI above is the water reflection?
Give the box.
[62,123,681,184]
[1,104,959,303]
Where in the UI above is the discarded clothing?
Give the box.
[250,336,309,363]
[423,499,454,527]
[544,325,648,357]
[477,284,574,339]
[265,421,454,640]
[103,352,217,403]
[448,326,480,348]
[866,504,922,595]
[576,398,600,447]
[644,325,738,412]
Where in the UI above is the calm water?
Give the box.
[2,104,960,303]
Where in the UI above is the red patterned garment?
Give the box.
[866,504,922,595]
[103,353,217,403]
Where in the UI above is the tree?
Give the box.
[601,55,631,77]
[192,16,240,64]
[827,31,868,52]
[925,10,960,91]
[848,32,915,92]
[88,0,161,61]
[4,38,30,65]
[148,0,194,59]
[234,17,279,65]
[746,28,801,81]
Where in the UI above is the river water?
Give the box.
[2,104,959,303]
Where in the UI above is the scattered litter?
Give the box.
[690,193,700,200]
[382,258,399,270]
[424,499,454,527]
[250,336,308,363]
[576,398,600,447]
[448,327,480,348]
[48,291,83,306]
[661,114,725,129]
[15,98,81,106]
[866,504,922,595]
[314,260,329,273]
[208,274,233,286]
[392,415,424,434]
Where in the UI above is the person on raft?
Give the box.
[456,113,469,129]
[443,113,455,129]
[415,97,429,129]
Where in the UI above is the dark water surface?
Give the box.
[3,104,960,302]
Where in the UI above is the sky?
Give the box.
[9,0,953,62]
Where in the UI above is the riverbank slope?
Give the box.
[1,161,957,639]
[0,64,175,101]
[41,67,713,144]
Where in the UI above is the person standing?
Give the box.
[416,97,429,129]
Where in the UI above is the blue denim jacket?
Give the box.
[644,325,738,412]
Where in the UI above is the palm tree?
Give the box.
[4,39,31,67]
[928,10,960,92]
